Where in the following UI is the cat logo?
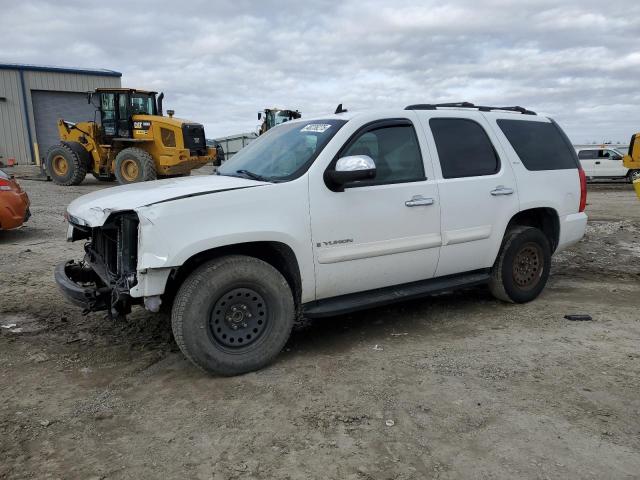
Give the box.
[193,137,200,144]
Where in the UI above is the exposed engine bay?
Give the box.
[60,212,139,317]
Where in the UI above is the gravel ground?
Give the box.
[1,169,639,480]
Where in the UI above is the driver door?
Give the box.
[309,117,441,300]
[602,149,626,177]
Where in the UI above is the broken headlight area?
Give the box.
[62,212,140,317]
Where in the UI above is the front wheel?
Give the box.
[171,255,295,376]
[114,147,156,184]
[45,144,87,186]
[489,226,551,303]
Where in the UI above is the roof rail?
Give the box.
[404,102,536,115]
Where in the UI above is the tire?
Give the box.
[627,170,639,184]
[114,147,156,184]
[489,226,551,303]
[171,255,295,376]
[45,144,87,186]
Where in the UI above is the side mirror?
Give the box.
[86,92,92,104]
[325,155,376,191]
[258,112,262,120]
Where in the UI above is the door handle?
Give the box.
[595,161,601,165]
[405,195,434,207]
[490,186,514,196]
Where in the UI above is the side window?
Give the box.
[342,123,425,185]
[497,119,578,171]
[430,118,499,178]
[100,93,116,136]
[578,150,597,159]
[604,149,621,160]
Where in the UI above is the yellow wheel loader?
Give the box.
[623,133,640,198]
[45,88,218,185]
[257,108,301,135]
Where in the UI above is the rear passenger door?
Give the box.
[416,112,519,277]
[578,150,597,177]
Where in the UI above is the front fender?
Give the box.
[133,179,316,302]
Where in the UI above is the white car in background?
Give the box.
[577,147,636,182]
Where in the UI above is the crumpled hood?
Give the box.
[67,175,267,227]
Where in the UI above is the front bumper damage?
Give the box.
[55,212,140,317]
[54,260,110,312]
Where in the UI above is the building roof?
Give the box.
[0,63,122,77]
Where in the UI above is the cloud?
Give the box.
[1,0,639,143]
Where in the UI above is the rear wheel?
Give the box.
[489,226,551,303]
[45,144,87,186]
[627,170,639,184]
[171,255,295,376]
[114,147,156,184]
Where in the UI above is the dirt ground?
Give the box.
[1,169,639,480]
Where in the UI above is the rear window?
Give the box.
[497,119,578,171]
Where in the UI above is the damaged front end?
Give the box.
[55,212,139,317]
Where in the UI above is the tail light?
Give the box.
[578,166,587,212]
[0,178,13,191]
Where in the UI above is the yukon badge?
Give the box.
[316,239,354,248]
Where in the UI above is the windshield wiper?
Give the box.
[235,169,272,182]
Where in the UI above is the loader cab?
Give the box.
[258,109,302,135]
[93,88,158,141]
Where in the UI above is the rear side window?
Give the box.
[497,119,577,170]
[430,118,500,178]
[578,150,597,159]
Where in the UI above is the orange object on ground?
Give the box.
[0,169,30,230]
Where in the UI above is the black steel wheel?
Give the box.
[171,255,295,376]
[209,288,269,349]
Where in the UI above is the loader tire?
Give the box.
[489,226,551,304]
[171,255,295,376]
[114,148,156,184]
[45,144,87,186]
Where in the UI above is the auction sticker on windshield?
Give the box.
[301,124,332,133]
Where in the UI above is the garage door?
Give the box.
[31,91,98,160]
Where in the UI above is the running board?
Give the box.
[302,270,490,318]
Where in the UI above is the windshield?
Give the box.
[218,119,347,181]
[131,94,156,115]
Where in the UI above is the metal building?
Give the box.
[0,63,121,165]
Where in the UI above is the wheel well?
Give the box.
[506,208,559,252]
[162,242,302,309]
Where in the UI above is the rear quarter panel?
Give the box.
[484,114,581,217]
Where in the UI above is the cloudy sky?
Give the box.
[2,0,640,143]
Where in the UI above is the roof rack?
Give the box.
[404,102,536,115]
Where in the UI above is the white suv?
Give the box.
[56,102,588,375]
[577,146,636,182]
